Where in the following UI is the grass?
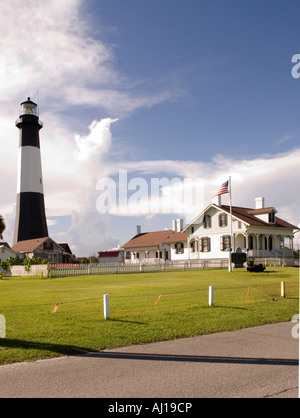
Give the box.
[0,267,298,365]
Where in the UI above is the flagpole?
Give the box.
[228,176,233,272]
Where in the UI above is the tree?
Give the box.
[0,215,5,240]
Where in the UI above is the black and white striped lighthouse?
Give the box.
[13,97,49,245]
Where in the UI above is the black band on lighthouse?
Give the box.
[14,192,48,243]
[16,115,42,148]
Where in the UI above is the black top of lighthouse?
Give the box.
[21,97,37,105]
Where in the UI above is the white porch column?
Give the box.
[244,232,249,250]
[265,234,270,251]
[255,234,260,250]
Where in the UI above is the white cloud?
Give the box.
[0,0,114,106]
[75,118,118,162]
[0,0,178,117]
[101,148,300,227]
[64,210,119,257]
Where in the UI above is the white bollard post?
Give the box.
[228,252,232,272]
[209,286,214,307]
[0,314,5,339]
[281,282,285,298]
[103,294,110,319]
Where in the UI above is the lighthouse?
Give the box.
[13,98,49,245]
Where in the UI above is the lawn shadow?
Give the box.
[0,338,96,357]
[108,318,147,325]
[212,305,248,310]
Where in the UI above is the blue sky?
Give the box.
[92,0,299,157]
[0,0,299,255]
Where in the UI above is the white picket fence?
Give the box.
[48,259,229,278]
[1,257,295,279]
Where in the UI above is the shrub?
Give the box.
[0,256,48,272]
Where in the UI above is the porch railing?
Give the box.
[248,249,294,258]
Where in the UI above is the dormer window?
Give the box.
[269,211,275,223]
[43,241,53,250]
[219,213,228,227]
[203,215,211,228]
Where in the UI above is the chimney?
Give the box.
[255,197,265,210]
[172,220,176,231]
[212,195,222,206]
[173,219,183,233]
[136,225,141,235]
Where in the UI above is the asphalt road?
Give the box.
[0,322,298,398]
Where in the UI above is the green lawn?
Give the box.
[0,267,298,365]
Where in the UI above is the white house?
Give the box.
[122,220,188,264]
[123,228,174,264]
[0,243,20,262]
[183,197,299,264]
[121,197,298,266]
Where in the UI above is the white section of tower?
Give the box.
[17,146,44,194]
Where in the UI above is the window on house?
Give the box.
[269,236,273,251]
[175,243,184,254]
[220,235,231,251]
[269,212,275,223]
[43,241,53,250]
[203,215,211,229]
[249,235,254,250]
[219,213,228,227]
[125,252,131,260]
[156,251,162,259]
[199,237,211,252]
[190,241,197,253]
[191,227,195,234]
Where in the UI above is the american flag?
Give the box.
[211,180,229,198]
